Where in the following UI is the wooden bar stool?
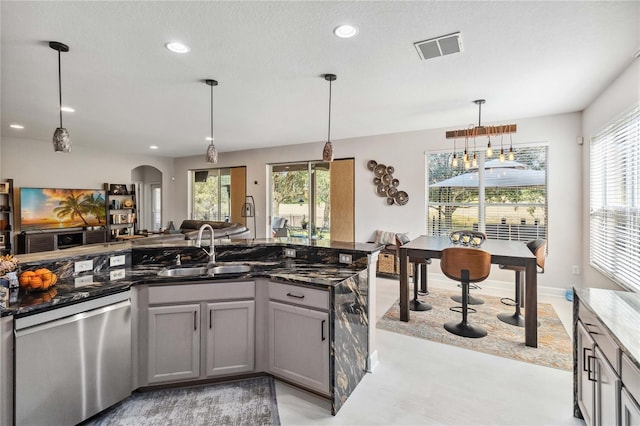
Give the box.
[497,239,546,327]
[440,247,492,338]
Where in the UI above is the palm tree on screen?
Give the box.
[53,192,90,225]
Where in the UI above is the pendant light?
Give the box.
[205,79,218,164]
[322,74,337,162]
[50,41,71,153]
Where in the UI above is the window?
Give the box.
[426,145,548,242]
[590,105,640,292]
[191,168,231,221]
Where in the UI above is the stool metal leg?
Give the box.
[410,263,432,311]
[444,271,487,338]
[418,263,429,295]
[498,271,526,327]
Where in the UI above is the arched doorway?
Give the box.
[131,165,162,231]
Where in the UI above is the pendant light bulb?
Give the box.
[322,74,337,162]
[508,146,515,161]
[499,148,505,163]
[486,139,493,158]
[472,153,478,168]
[452,153,458,168]
[464,160,471,170]
[50,41,71,153]
[205,79,218,164]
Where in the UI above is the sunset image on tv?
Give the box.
[20,188,106,231]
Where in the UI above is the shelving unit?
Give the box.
[0,179,14,255]
[104,183,138,241]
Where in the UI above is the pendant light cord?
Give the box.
[58,49,63,128]
[210,83,214,142]
[327,78,332,143]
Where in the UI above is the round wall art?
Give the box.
[366,160,409,206]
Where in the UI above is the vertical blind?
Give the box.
[426,145,548,242]
[590,105,640,292]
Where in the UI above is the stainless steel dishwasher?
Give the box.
[14,291,132,426]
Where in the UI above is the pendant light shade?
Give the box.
[322,74,337,162]
[205,79,218,164]
[50,41,71,153]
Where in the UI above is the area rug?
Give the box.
[377,287,572,371]
[87,376,281,426]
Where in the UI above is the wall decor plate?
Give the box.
[394,191,409,205]
[374,164,387,177]
[382,174,393,185]
[373,177,381,185]
[391,178,400,187]
[386,197,395,205]
[367,160,378,171]
[387,166,395,174]
[376,184,388,196]
[386,187,398,197]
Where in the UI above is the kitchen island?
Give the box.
[1,238,383,425]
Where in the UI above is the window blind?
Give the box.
[590,105,640,292]
[426,145,548,242]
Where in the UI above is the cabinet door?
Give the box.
[205,300,255,377]
[268,301,329,395]
[578,321,596,426]
[147,304,200,384]
[621,387,640,426]
[595,345,620,426]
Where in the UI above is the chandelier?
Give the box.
[446,99,516,167]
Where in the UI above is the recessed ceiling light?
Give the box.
[10,124,24,129]
[61,106,75,112]
[165,42,190,54]
[333,24,359,39]
[149,145,159,150]
[206,137,214,141]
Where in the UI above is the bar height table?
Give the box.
[399,235,539,348]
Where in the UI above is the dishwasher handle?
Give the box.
[15,300,130,337]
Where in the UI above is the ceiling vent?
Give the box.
[414,32,463,61]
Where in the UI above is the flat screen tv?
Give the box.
[20,188,107,231]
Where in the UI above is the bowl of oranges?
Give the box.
[19,268,58,292]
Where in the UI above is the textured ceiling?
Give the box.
[1,1,638,158]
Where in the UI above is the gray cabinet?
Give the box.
[147,304,201,384]
[267,282,330,395]
[576,299,623,426]
[205,300,255,377]
[594,345,621,426]
[577,321,596,426]
[621,387,640,426]
[621,353,640,426]
[142,281,255,385]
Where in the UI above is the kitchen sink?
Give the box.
[157,264,252,277]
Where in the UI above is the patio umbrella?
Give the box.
[431,160,545,188]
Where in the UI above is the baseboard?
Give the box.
[367,350,379,373]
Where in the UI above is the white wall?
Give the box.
[0,136,175,232]
[581,58,640,291]
[173,111,584,291]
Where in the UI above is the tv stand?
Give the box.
[17,229,107,254]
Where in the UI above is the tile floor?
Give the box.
[275,276,583,425]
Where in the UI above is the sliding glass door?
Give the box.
[269,159,353,241]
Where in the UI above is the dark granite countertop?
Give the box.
[2,258,368,318]
[575,287,640,367]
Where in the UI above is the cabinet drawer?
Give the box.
[579,301,620,373]
[149,281,255,304]
[622,353,640,404]
[268,282,329,311]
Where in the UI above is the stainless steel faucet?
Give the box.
[196,224,216,265]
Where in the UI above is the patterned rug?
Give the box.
[377,287,572,371]
[86,376,280,426]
